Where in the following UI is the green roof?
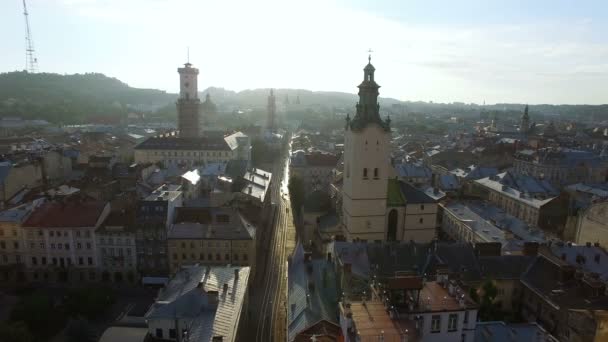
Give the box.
[387,178,406,207]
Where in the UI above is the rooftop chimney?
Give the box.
[207,290,219,307]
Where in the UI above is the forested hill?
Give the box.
[0,71,176,124]
[1,71,606,124]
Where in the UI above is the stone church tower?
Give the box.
[341,57,391,241]
[266,89,277,132]
[521,104,530,134]
[177,62,201,138]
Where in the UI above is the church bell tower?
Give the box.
[341,55,392,241]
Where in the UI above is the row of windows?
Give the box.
[153,151,231,157]
[46,230,92,238]
[101,247,132,257]
[431,313,460,333]
[102,260,134,268]
[0,254,20,263]
[155,328,187,339]
[0,241,19,249]
[39,242,92,250]
[0,228,18,237]
[362,168,380,179]
[99,237,132,245]
[31,256,94,266]
[172,241,249,249]
[172,253,248,262]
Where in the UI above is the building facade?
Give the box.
[133,132,251,168]
[21,199,110,282]
[135,185,183,277]
[290,151,339,195]
[0,199,44,282]
[96,211,137,283]
[386,180,438,242]
[473,172,567,232]
[513,148,607,187]
[167,207,256,274]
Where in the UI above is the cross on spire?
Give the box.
[367,48,373,63]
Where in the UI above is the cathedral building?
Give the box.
[340,57,437,242]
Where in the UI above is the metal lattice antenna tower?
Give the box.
[23,0,38,73]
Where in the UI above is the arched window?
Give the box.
[363,168,368,179]
[374,168,379,179]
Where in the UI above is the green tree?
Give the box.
[64,287,115,320]
[470,279,504,321]
[10,292,65,341]
[0,321,34,342]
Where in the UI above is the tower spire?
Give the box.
[346,55,390,132]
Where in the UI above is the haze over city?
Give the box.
[1,0,607,104]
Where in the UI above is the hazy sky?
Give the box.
[2,0,607,104]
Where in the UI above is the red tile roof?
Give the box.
[23,200,107,228]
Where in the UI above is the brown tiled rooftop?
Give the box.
[23,200,107,228]
[349,301,413,341]
[417,281,462,312]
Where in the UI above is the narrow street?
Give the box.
[249,139,295,342]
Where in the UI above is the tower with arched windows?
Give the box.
[341,56,392,241]
[177,62,201,138]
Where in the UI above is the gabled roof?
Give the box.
[367,242,430,278]
[146,266,250,342]
[394,163,432,178]
[288,243,339,341]
[169,208,255,240]
[388,180,436,206]
[223,132,248,151]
